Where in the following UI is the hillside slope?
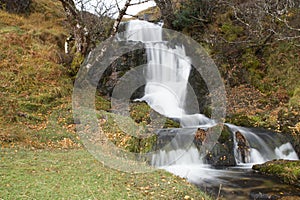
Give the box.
[0,0,77,148]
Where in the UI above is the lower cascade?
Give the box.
[124,20,299,198]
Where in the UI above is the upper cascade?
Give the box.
[125,20,212,127]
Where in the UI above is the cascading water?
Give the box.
[124,19,300,198]
[227,124,299,164]
[126,20,212,127]
[127,20,212,166]
[125,19,298,167]
[125,20,211,166]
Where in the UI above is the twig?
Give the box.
[216,184,222,200]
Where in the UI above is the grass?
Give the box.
[0,0,74,146]
[253,160,300,187]
[0,148,211,200]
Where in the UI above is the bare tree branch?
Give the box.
[59,0,90,55]
[129,0,150,6]
[111,0,132,36]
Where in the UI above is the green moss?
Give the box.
[163,119,180,128]
[95,94,111,111]
[0,26,24,34]
[69,52,84,77]
[130,102,151,124]
[226,113,270,128]
[253,160,300,186]
[265,42,300,95]
[289,87,300,108]
[221,22,244,42]
[218,125,231,144]
[100,110,158,154]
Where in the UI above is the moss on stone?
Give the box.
[253,160,300,187]
[69,52,84,77]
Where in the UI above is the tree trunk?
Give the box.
[59,0,90,56]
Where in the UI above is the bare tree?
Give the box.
[59,0,90,55]
[60,0,156,55]
[226,0,300,48]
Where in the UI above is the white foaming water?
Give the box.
[228,124,299,165]
[125,20,298,173]
[275,142,299,160]
[249,149,266,164]
[126,20,211,126]
[125,20,211,172]
[151,144,202,167]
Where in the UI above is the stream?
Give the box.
[123,20,300,199]
[163,163,300,199]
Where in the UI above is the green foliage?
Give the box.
[241,49,265,87]
[265,42,300,95]
[173,8,196,30]
[130,102,180,128]
[226,113,268,128]
[172,0,211,31]
[163,119,180,128]
[100,110,158,154]
[130,102,152,124]
[95,93,111,111]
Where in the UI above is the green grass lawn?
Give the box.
[1,148,211,200]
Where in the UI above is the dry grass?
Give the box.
[0,0,74,147]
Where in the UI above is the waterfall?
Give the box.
[125,20,209,167]
[227,124,299,164]
[125,20,212,127]
[124,20,299,169]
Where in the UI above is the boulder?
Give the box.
[195,125,236,166]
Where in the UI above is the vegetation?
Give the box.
[253,160,300,187]
[172,0,300,154]
[1,0,300,198]
[1,148,211,199]
[0,1,211,199]
[0,0,77,148]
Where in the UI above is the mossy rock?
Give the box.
[69,52,84,77]
[130,101,180,128]
[99,110,158,154]
[199,125,236,166]
[253,160,300,187]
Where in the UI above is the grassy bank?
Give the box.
[0,0,76,147]
[1,148,210,200]
[253,160,300,188]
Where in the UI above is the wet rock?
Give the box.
[249,192,279,200]
[97,46,147,98]
[153,125,237,166]
[185,66,210,115]
[195,125,236,166]
[235,131,251,163]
